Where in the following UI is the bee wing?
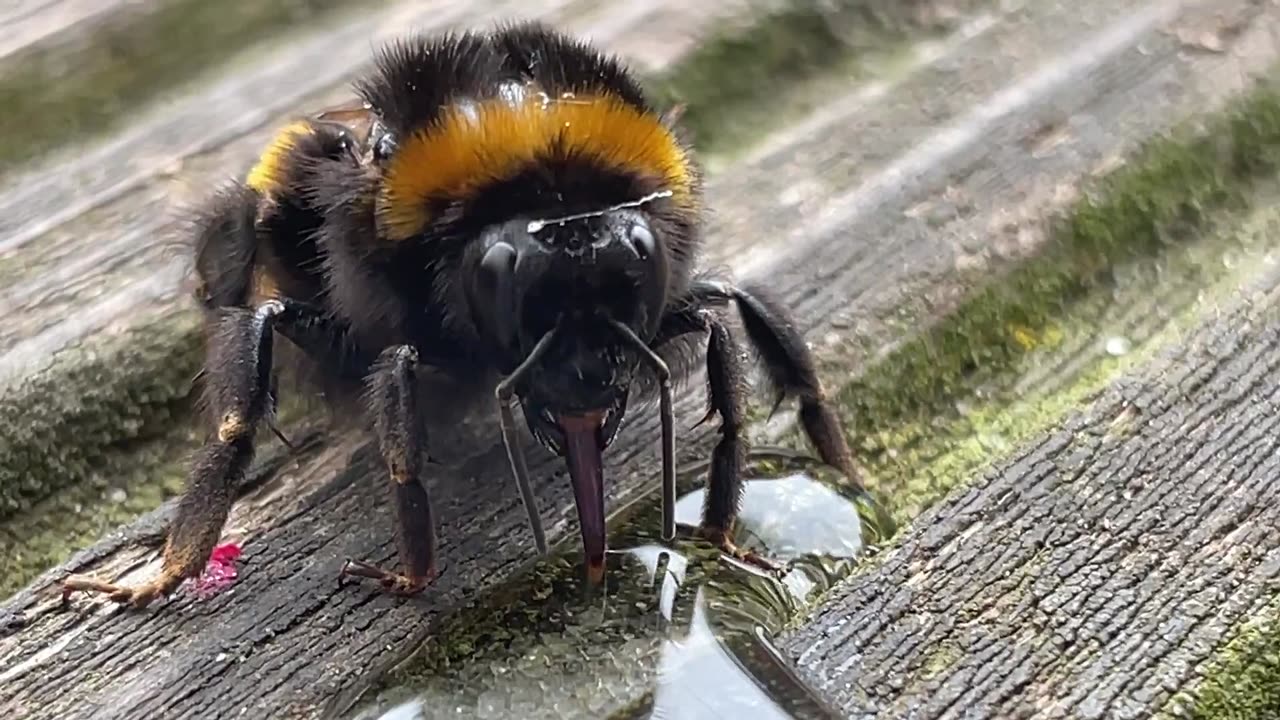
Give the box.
[313,99,379,151]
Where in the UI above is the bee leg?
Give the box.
[718,281,863,490]
[339,345,436,597]
[650,307,786,576]
[61,301,294,609]
[690,316,787,577]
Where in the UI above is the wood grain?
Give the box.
[778,245,1280,720]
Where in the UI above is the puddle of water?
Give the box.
[342,451,891,720]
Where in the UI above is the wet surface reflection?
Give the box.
[346,451,890,720]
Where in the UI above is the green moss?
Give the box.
[777,194,1280,651]
[1162,597,1280,719]
[644,0,987,158]
[0,350,322,597]
[919,641,963,680]
[0,427,198,598]
[0,312,203,521]
[0,0,371,174]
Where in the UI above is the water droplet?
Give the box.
[1105,336,1131,356]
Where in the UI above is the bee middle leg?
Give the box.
[339,345,437,596]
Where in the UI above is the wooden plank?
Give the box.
[1,0,1274,717]
[775,214,1280,719]
[0,0,148,61]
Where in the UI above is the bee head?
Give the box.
[464,200,670,437]
[461,199,674,579]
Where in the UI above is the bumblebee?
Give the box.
[61,22,862,608]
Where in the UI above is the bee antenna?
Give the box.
[608,319,676,542]
[495,323,563,555]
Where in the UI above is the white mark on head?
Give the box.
[526,190,675,235]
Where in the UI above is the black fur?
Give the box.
[491,22,649,109]
[63,21,860,608]
[190,183,258,310]
[354,30,498,138]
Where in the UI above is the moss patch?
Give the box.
[0,0,369,174]
[1162,597,1280,719]
[0,428,198,598]
[919,640,964,680]
[0,312,203,521]
[644,0,992,159]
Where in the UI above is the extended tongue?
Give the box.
[559,412,607,584]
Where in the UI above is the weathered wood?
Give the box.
[0,0,150,63]
[1,0,1275,717]
[776,227,1280,719]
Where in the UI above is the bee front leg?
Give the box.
[62,301,293,609]
[652,307,786,577]
[339,345,437,596]
[692,317,788,577]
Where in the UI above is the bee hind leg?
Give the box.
[714,280,864,490]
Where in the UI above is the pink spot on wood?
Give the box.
[188,542,243,599]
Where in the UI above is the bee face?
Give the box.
[455,200,676,578]
[465,206,669,356]
[462,203,669,443]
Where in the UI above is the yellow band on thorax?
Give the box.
[245,121,316,195]
[379,94,694,241]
